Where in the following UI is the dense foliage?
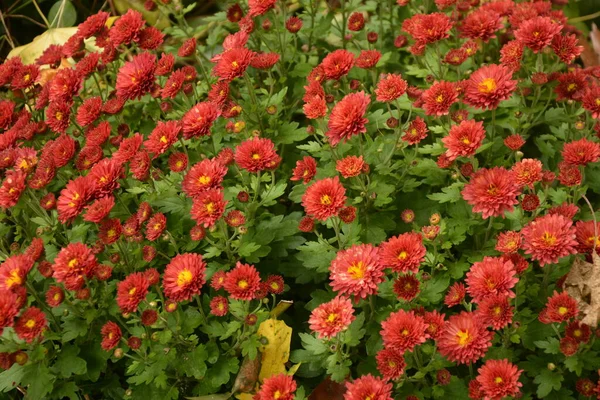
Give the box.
[1,0,600,399]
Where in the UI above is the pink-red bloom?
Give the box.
[343,375,393,400]
[521,214,577,266]
[438,312,493,364]
[462,167,521,219]
[163,253,206,302]
[329,244,384,300]
[466,256,518,303]
[326,92,370,147]
[442,120,485,160]
[302,177,346,221]
[476,359,523,400]
[464,64,517,110]
[380,309,428,352]
[223,262,260,300]
[309,296,355,339]
[380,232,426,273]
[234,137,281,172]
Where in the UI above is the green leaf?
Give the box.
[427,182,463,204]
[534,338,560,355]
[534,369,563,398]
[22,363,55,399]
[53,344,87,378]
[205,357,239,388]
[299,332,328,355]
[49,0,77,27]
[30,217,49,227]
[237,241,261,257]
[295,241,336,274]
[564,355,583,376]
[260,182,287,206]
[181,345,208,379]
[61,315,88,342]
[420,276,450,304]
[343,313,365,347]
[153,195,189,215]
[241,334,261,360]
[0,364,25,393]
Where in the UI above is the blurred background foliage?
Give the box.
[0,0,599,62]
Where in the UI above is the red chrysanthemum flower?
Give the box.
[302,177,346,221]
[521,214,577,266]
[552,33,583,64]
[156,53,175,76]
[438,312,493,364]
[52,243,97,290]
[462,167,521,219]
[355,50,381,69]
[466,256,518,303]
[98,218,122,245]
[264,275,284,295]
[161,69,186,99]
[309,295,355,339]
[76,96,102,127]
[210,270,227,290]
[321,49,354,80]
[100,321,122,350]
[116,272,150,314]
[109,9,144,45]
[163,253,206,302]
[255,374,297,400]
[379,232,426,273]
[344,374,393,400]
[375,73,408,102]
[476,294,514,330]
[77,11,109,38]
[145,212,166,241]
[182,158,228,198]
[403,117,428,145]
[424,310,446,340]
[136,26,165,50]
[248,0,276,17]
[298,216,315,232]
[0,170,27,209]
[224,210,245,227]
[116,52,156,100]
[15,307,46,343]
[348,12,365,31]
[514,16,562,53]
[504,134,525,151]
[141,309,158,325]
[45,286,64,308]
[0,255,32,292]
[46,101,71,134]
[422,81,458,116]
[329,244,384,300]
[223,261,261,301]
[464,64,517,110]
[582,85,600,119]
[209,296,229,316]
[511,158,543,188]
[234,137,281,173]
[495,231,522,254]
[442,119,485,161]
[393,274,420,301]
[559,336,579,356]
[576,379,596,397]
[0,290,18,333]
[181,101,220,139]
[558,161,582,187]
[555,70,587,101]
[565,320,591,343]
[190,188,227,228]
[213,48,254,81]
[291,156,317,184]
[168,152,188,173]
[89,158,122,198]
[380,309,428,352]
[575,220,600,254]
[376,347,406,381]
[336,156,366,178]
[460,9,503,42]
[402,13,454,45]
[250,52,280,70]
[545,291,579,322]
[476,359,523,400]
[562,138,600,166]
[144,120,181,158]
[326,91,370,147]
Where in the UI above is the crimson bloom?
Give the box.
[182,158,228,197]
[460,9,502,42]
[476,359,523,400]
[15,307,46,343]
[375,73,408,102]
[100,321,122,350]
[466,256,518,303]
[302,177,346,221]
[0,255,32,292]
[291,156,317,184]
[336,156,366,178]
[379,232,426,273]
[476,294,514,330]
[163,253,206,302]
[255,374,297,400]
[144,120,181,157]
[329,244,384,300]
[182,102,220,138]
[116,272,150,314]
[561,138,600,166]
[321,49,354,80]
[380,309,428,352]
[343,375,393,400]
[514,16,562,53]
[223,262,261,300]
[190,189,227,228]
[442,119,485,161]
[402,13,454,45]
[116,52,156,100]
[462,167,521,219]
[438,312,493,364]
[393,274,420,301]
[309,296,355,339]
[376,347,406,381]
[213,48,254,81]
[464,64,517,110]
[422,81,458,116]
[234,137,281,172]
[326,91,370,146]
[0,290,19,333]
[52,243,97,290]
[521,214,577,266]
[545,291,579,323]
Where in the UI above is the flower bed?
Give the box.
[0,0,600,399]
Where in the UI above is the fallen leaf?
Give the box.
[256,319,292,382]
[564,252,600,326]
[232,356,261,394]
[234,394,254,400]
[308,377,346,400]
[270,300,293,318]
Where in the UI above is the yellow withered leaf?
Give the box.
[234,394,254,400]
[256,319,292,382]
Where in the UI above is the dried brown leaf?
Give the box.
[564,253,600,326]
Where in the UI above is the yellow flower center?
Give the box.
[558,306,568,315]
[160,136,168,144]
[401,329,409,336]
[205,202,215,213]
[55,112,63,121]
[436,94,444,103]
[462,137,471,145]
[478,78,497,94]
[6,269,22,288]
[495,376,503,384]
[274,390,281,399]
[238,280,248,289]
[456,330,471,347]
[347,261,365,279]
[327,313,337,323]
[25,319,36,329]
[541,232,557,246]
[198,175,211,185]
[129,287,137,296]
[320,195,332,205]
[177,269,193,287]
[252,153,260,160]
[68,258,79,268]
[231,61,239,68]
[398,251,408,260]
